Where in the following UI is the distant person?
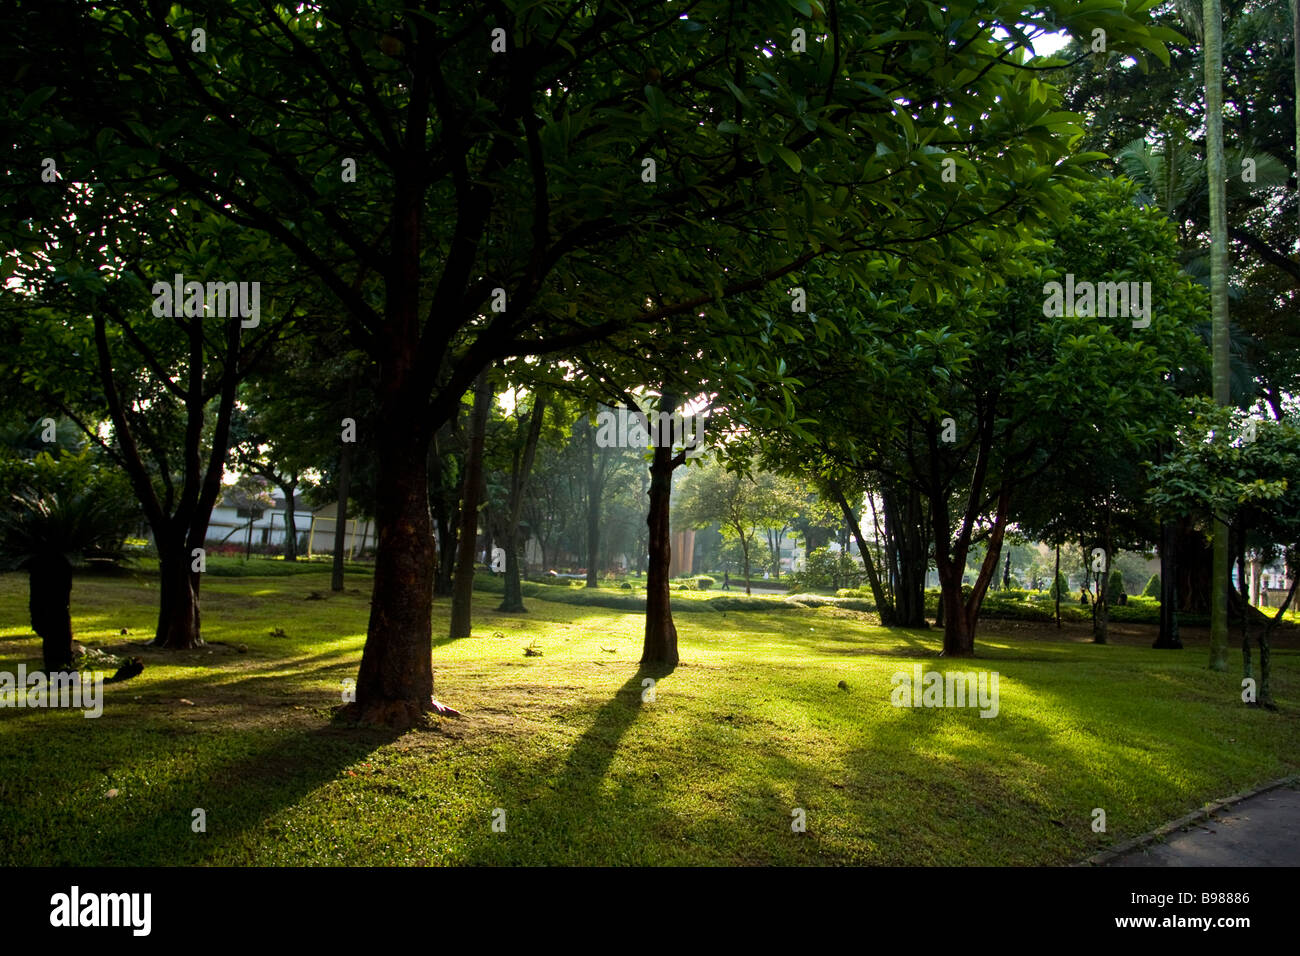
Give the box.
[1079,588,1089,605]
[723,572,731,591]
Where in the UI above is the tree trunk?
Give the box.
[154,540,202,649]
[434,507,457,597]
[1054,539,1061,629]
[1204,0,1231,672]
[1255,558,1296,710]
[642,398,680,668]
[1154,519,1182,648]
[332,416,355,593]
[282,478,298,561]
[584,416,609,588]
[881,481,928,627]
[449,372,492,639]
[29,553,74,671]
[833,484,895,625]
[431,421,458,597]
[1092,517,1111,644]
[349,426,435,727]
[1237,530,1253,694]
[499,390,547,612]
[933,487,1009,657]
[936,560,975,656]
[739,529,752,595]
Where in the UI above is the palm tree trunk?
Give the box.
[1204,0,1231,671]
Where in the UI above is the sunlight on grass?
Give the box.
[0,570,1296,865]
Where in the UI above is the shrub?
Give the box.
[1142,574,1161,598]
[1049,570,1070,600]
[784,595,876,612]
[696,576,715,590]
[1107,568,1125,604]
[708,596,804,612]
[789,547,865,591]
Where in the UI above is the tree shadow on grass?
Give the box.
[458,662,675,864]
[66,722,401,866]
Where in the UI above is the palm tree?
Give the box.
[1200,0,1233,671]
[0,487,134,672]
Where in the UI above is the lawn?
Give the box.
[1,568,1297,866]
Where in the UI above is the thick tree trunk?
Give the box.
[450,372,492,639]
[29,553,74,671]
[936,561,975,656]
[933,488,1009,657]
[349,430,435,727]
[154,541,202,649]
[642,403,680,668]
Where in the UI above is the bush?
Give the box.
[1142,574,1161,598]
[696,576,715,590]
[528,585,645,612]
[784,595,876,612]
[1049,570,1070,600]
[1107,568,1125,604]
[789,547,865,591]
[708,596,804,612]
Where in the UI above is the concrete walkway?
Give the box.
[1107,783,1300,867]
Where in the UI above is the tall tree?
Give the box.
[1201,0,1234,671]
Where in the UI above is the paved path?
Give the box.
[1109,784,1300,866]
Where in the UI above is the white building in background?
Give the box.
[202,495,375,556]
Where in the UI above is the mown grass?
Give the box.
[0,567,1296,866]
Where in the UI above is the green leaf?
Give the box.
[773,145,802,173]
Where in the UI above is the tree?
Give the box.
[756,178,1207,655]
[0,199,292,650]
[1150,400,1300,708]
[495,383,548,612]
[676,457,799,595]
[1202,0,1235,672]
[0,451,137,671]
[449,372,493,639]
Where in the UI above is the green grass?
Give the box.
[1,568,1297,865]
